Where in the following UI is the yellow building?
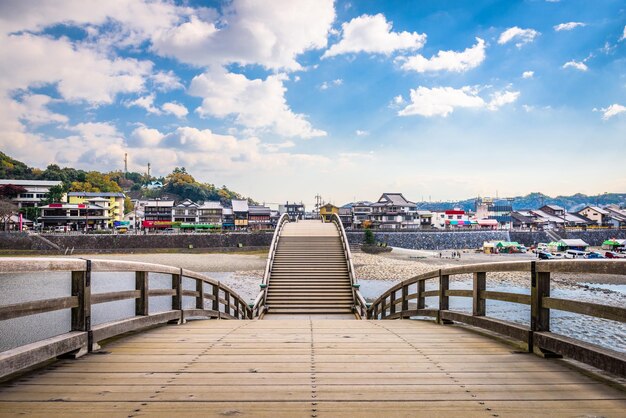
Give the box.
[320,203,339,223]
[67,192,125,227]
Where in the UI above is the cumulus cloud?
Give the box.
[189,66,326,139]
[498,27,540,47]
[600,104,626,120]
[162,102,188,118]
[554,22,586,31]
[17,94,69,126]
[621,25,626,41]
[355,130,369,136]
[398,86,519,117]
[399,37,485,73]
[522,71,534,79]
[126,94,161,114]
[563,60,588,71]
[153,0,335,71]
[323,13,426,58]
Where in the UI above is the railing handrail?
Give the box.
[330,213,368,317]
[0,257,253,379]
[252,213,290,317]
[367,259,626,377]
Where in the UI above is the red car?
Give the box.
[605,251,625,259]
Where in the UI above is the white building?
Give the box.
[0,179,64,208]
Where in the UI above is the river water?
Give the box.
[1,272,624,354]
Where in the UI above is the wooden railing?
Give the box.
[368,260,626,377]
[330,213,368,318]
[0,257,251,379]
[251,213,290,317]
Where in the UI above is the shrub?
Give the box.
[364,228,375,245]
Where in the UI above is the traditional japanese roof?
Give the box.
[198,201,223,210]
[375,193,415,206]
[144,200,174,207]
[232,200,249,212]
[68,192,125,198]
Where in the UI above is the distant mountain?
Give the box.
[415,192,626,212]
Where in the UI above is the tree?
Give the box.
[0,200,18,231]
[41,184,67,205]
[364,228,376,245]
[124,196,134,214]
[0,184,27,199]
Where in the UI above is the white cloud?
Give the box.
[398,86,519,117]
[130,125,165,147]
[498,27,540,47]
[151,70,184,91]
[393,95,404,105]
[153,0,335,71]
[189,66,326,139]
[355,130,369,136]
[554,22,586,32]
[400,37,485,73]
[522,71,534,79]
[17,94,69,126]
[600,104,626,120]
[621,25,626,41]
[162,102,188,118]
[563,60,588,71]
[126,94,161,114]
[320,79,343,90]
[323,13,426,58]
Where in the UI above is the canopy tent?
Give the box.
[602,239,623,250]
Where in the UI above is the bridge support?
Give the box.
[530,263,561,358]
[438,271,453,324]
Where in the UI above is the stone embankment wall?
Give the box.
[560,230,626,246]
[509,231,551,247]
[347,231,510,250]
[0,232,273,253]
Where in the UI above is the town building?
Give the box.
[320,203,339,223]
[197,201,223,228]
[338,205,353,229]
[68,192,125,226]
[279,201,305,221]
[351,201,372,229]
[172,199,199,223]
[142,199,174,229]
[415,211,433,228]
[603,205,626,228]
[475,198,513,229]
[232,200,249,230]
[577,206,610,227]
[443,209,471,228]
[531,205,592,228]
[222,208,235,230]
[0,179,63,208]
[38,203,108,231]
[370,193,418,229]
[249,205,272,230]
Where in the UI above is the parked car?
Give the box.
[605,251,625,259]
[565,249,587,259]
[538,251,554,260]
[585,252,605,259]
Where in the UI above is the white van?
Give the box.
[565,249,586,259]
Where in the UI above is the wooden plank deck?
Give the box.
[1,319,624,417]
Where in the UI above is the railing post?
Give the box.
[401,284,409,318]
[390,290,396,316]
[417,280,425,310]
[213,283,220,319]
[170,269,182,324]
[135,271,149,316]
[438,270,452,324]
[531,261,557,356]
[380,297,387,319]
[69,259,91,356]
[224,291,231,317]
[473,272,486,316]
[196,279,204,310]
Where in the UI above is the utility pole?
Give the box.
[147,162,151,178]
[124,153,128,178]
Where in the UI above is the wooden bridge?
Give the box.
[0,215,625,416]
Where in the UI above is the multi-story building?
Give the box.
[198,201,223,227]
[475,198,513,229]
[249,205,272,230]
[320,203,339,223]
[68,192,125,227]
[0,179,63,208]
[222,208,235,230]
[339,205,353,229]
[142,199,174,229]
[172,199,199,223]
[232,200,249,229]
[351,201,372,229]
[279,201,305,221]
[415,210,434,228]
[443,209,471,228]
[370,193,418,229]
[577,206,610,226]
[38,203,108,231]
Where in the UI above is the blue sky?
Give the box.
[0,0,624,206]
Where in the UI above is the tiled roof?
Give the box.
[68,192,125,198]
[232,200,249,212]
